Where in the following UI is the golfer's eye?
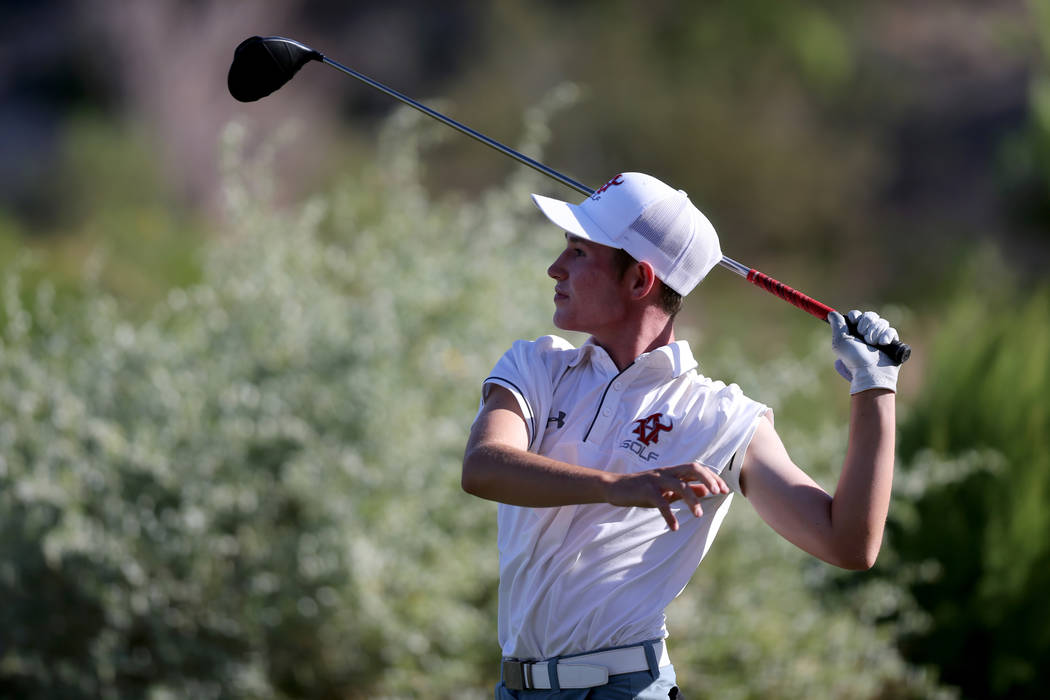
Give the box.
[573,247,585,257]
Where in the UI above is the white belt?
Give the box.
[501,640,670,691]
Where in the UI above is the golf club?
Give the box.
[227,35,910,364]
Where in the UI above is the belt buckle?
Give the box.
[501,659,529,690]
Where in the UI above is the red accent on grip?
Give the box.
[746,270,834,321]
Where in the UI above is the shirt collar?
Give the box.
[567,337,611,370]
[641,340,698,378]
[567,337,698,378]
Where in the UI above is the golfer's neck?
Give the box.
[593,317,676,371]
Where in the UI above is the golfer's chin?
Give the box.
[551,308,585,334]
[552,311,568,330]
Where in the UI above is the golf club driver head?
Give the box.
[228,36,323,102]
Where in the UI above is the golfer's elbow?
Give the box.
[838,550,879,571]
[831,536,882,571]
[461,449,485,497]
[461,443,500,498]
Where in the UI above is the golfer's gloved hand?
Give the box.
[828,310,899,394]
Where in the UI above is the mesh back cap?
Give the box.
[531,172,722,296]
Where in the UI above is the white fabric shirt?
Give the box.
[479,335,769,661]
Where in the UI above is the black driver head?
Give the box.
[227,36,323,102]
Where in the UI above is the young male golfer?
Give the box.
[462,173,900,699]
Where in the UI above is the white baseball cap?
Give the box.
[531,172,722,296]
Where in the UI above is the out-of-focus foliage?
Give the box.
[446,1,885,265]
[884,281,1050,700]
[1000,0,1050,233]
[666,335,952,700]
[0,109,952,698]
[0,114,206,314]
[0,105,559,698]
[8,1,1040,306]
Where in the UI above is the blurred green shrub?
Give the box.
[887,288,1050,699]
[0,106,559,698]
[1,107,949,698]
[665,334,952,700]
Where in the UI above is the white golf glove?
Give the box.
[828,310,899,394]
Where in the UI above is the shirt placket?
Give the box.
[584,366,637,443]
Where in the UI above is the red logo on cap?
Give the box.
[591,174,625,200]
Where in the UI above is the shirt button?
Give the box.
[613,382,623,391]
[602,409,611,417]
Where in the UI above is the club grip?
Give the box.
[745,270,911,365]
[845,317,912,365]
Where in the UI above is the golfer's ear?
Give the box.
[629,261,659,300]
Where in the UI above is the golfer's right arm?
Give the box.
[462,386,609,506]
[462,385,721,529]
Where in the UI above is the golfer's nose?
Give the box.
[548,251,569,280]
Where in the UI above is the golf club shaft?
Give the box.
[323,57,592,195]
[321,55,910,364]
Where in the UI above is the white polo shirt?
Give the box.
[480,335,769,661]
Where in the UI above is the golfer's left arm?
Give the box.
[739,310,900,571]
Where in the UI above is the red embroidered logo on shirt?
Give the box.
[632,412,673,446]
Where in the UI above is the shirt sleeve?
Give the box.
[718,412,769,495]
[692,381,770,495]
[478,335,573,452]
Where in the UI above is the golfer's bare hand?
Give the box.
[605,462,729,531]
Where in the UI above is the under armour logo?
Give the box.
[547,411,566,429]
[632,412,673,446]
[590,174,624,200]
